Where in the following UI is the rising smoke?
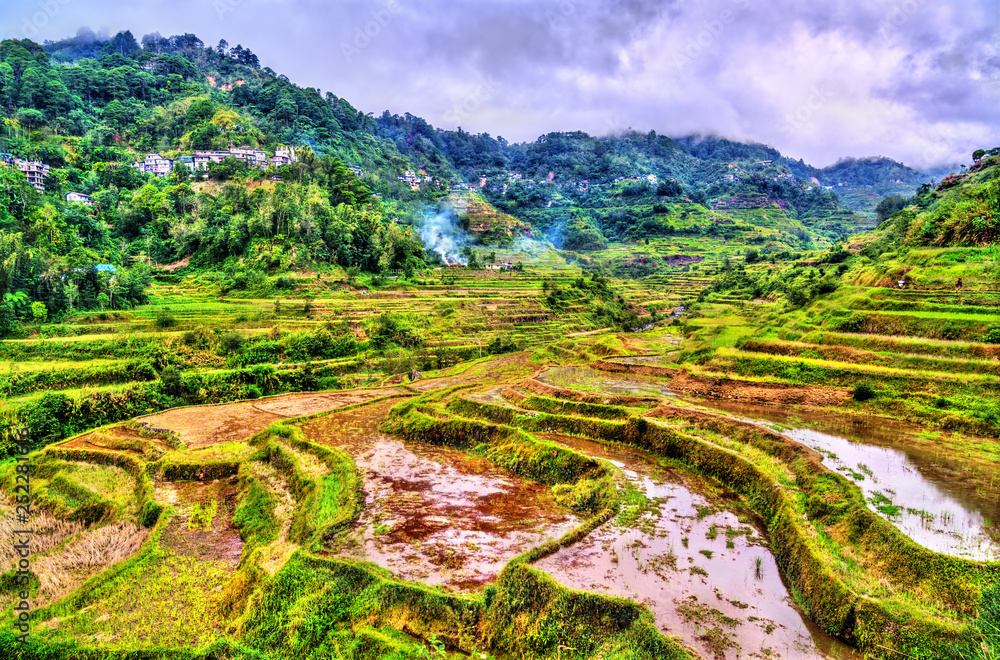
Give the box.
[418,208,468,265]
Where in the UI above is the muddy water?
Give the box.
[606,355,678,367]
[688,400,1000,561]
[536,365,676,398]
[534,434,862,660]
[300,400,580,592]
[466,386,520,409]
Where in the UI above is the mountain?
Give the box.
[783,155,951,218]
[0,28,957,333]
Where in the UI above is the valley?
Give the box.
[0,27,998,660]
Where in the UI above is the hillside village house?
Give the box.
[18,160,50,192]
[66,192,93,205]
[133,146,297,177]
[2,153,51,192]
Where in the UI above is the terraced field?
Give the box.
[2,238,998,660]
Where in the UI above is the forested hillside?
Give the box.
[0,28,946,337]
[0,31,432,331]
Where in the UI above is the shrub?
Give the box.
[31,301,47,324]
[984,327,1000,344]
[140,500,163,527]
[154,308,177,329]
[220,332,246,354]
[852,382,876,402]
[487,335,518,355]
[159,365,183,396]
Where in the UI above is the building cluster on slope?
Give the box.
[132,146,299,177]
[1,153,50,192]
[398,169,441,190]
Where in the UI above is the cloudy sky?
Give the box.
[4,0,998,167]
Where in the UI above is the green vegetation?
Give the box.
[0,25,995,660]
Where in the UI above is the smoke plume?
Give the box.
[418,208,468,265]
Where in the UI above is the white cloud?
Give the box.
[1,0,996,168]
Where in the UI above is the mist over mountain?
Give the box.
[0,27,983,327]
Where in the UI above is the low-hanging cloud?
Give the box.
[1,0,996,168]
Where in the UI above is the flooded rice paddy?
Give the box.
[533,434,860,660]
[533,363,998,560]
[690,400,1000,561]
[299,399,580,591]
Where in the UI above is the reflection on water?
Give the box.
[301,400,579,592]
[535,434,862,660]
[692,400,1000,561]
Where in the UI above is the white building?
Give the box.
[17,159,50,191]
[66,192,93,205]
[193,150,231,171]
[132,154,174,177]
[229,146,268,168]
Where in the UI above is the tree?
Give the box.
[31,301,47,324]
[973,149,986,163]
[65,281,79,313]
[101,99,130,129]
[657,179,683,197]
[186,99,215,126]
[104,30,141,57]
[15,108,44,132]
[875,195,907,222]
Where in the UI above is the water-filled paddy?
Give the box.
[691,400,1000,561]
[534,433,861,660]
[300,399,580,591]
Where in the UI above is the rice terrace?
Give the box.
[1,23,999,660]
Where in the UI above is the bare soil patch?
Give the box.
[666,371,850,406]
[522,377,659,406]
[159,479,243,566]
[252,388,404,417]
[137,388,405,447]
[592,361,850,407]
[139,401,283,448]
[63,426,169,457]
